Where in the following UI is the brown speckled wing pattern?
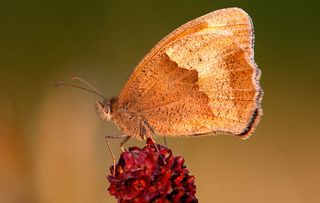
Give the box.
[117,8,262,139]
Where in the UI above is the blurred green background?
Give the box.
[1,0,319,202]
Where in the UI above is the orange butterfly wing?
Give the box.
[117,8,262,138]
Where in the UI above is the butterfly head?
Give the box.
[96,99,112,121]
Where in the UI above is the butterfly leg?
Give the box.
[141,119,167,164]
[163,137,168,147]
[104,133,128,175]
[142,119,156,137]
[142,120,159,147]
[104,134,128,154]
[104,137,116,175]
[105,133,128,139]
[119,136,131,152]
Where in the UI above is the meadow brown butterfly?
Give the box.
[59,7,262,147]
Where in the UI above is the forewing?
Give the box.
[117,8,262,138]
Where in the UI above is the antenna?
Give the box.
[70,76,102,95]
[54,76,107,101]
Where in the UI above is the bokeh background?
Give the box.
[1,0,320,202]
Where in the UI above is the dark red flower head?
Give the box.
[107,138,198,203]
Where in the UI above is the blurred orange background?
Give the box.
[1,0,320,202]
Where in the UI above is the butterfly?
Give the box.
[59,7,262,148]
